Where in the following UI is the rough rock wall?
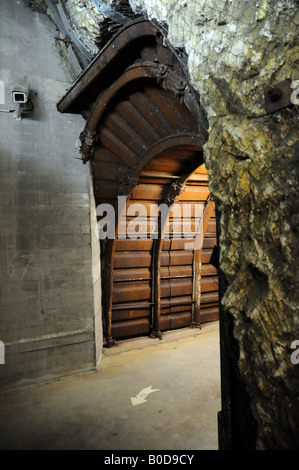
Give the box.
[127,0,299,449]
[50,0,299,449]
[64,0,106,55]
[63,0,135,55]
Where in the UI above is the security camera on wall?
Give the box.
[12,82,30,104]
[12,78,33,120]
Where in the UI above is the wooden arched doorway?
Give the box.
[58,18,218,347]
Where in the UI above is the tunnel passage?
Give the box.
[58,18,219,346]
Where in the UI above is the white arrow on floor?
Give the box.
[131,385,160,406]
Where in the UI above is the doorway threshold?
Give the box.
[102,321,219,357]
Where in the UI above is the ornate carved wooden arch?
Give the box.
[58,18,218,346]
[79,62,206,164]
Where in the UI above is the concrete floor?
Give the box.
[0,323,221,450]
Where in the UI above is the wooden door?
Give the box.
[109,159,218,340]
[57,18,218,345]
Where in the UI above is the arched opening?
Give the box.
[58,18,219,348]
[105,148,218,345]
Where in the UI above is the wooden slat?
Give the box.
[206,218,216,235]
[200,276,219,292]
[104,110,148,155]
[160,312,192,331]
[113,252,152,269]
[145,86,191,134]
[93,144,125,164]
[94,180,120,199]
[93,159,127,181]
[97,126,135,167]
[113,267,151,282]
[112,306,150,322]
[161,265,193,278]
[114,239,153,251]
[160,251,194,266]
[143,156,189,173]
[131,184,164,201]
[201,264,218,276]
[130,90,174,138]
[200,291,219,304]
[112,282,151,303]
[160,278,193,298]
[203,237,217,249]
[188,173,209,182]
[111,318,150,338]
[115,98,161,145]
[201,249,213,264]
[160,296,193,307]
[199,307,219,323]
[178,186,210,202]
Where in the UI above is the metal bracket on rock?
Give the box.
[264,79,293,114]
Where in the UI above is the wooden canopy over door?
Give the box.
[58,18,219,347]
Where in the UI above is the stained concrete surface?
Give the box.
[0,0,98,389]
[0,324,221,450]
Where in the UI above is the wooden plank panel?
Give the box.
[160,279,194,298]
[178,186,210,202]
[93,144,125,164]
[97,126,135,167]
[112,282,151,303]
[169,251,194,266]
[114,239,153,251]
[130,91,174,138]
[145,85,193,134]
[104,110,148,155]
[160,312,192,331]
[111,318,150,338]
[94,180,120,199]
[188,173,209,183]
[115,99,161,145]
[138,170,178,185]
[170,302,193,314]
[131,184,165,201]
[201,249,213,264]
[200,276,219,292]
[160,281,170,298]
[160,296,193,306]
[206,218,216,235]
[161,265,193,278]
[201,264,218,276]
[113,267,151,282]
[140,43,159,62]
[200,291,219,304]
[113,252,152,268]
[144,156,188,173]
[93,159,127,181]
[155,41,179,72]
[112,307,150,322]
[199,307,219,323]
[170,278,193,296]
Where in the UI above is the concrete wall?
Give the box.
[0,0,101,389]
